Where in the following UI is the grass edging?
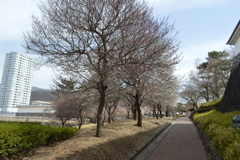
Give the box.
[131,118,178,160]
[189,117,223,160]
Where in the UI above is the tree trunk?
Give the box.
[102,110,106,126]
[165,106,169,117]
[61,119,67,127]
[193,102,198,110]
[108,111,111,123]
[205,86,210,102]
[77,116,83,129]
[135,91,142,127]
[153,105,158,119]
[157,103,162,118]
[137,105,142,127]
[96,82,106,137]
[160,110,163,118]
[133,105,137,120]
[165,111,169,117]
[127,109,130,119]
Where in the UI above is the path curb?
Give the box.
[131,118,178,160]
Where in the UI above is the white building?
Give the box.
[17,104,53,113]
[227,20,240,69]
[227,20,240,53]
[31,101,52,105]
[0,51,34,113]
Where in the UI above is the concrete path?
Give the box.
[136,117,208,160]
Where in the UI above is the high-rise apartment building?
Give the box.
[0,51,34,113]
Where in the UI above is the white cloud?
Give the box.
[0,0,41,42]
[147,0,228,13]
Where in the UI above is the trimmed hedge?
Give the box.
[194,110,240,160]
[0,122,77,159]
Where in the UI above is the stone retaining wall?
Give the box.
[217,53,240,112]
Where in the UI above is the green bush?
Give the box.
[196,98,222,114]
[199,98,222,109]
[194,110,240,160]
[0,122,77,159]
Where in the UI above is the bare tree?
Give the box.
[73,91,94,129]
[23,0,180,136]
[122,93,136,120]
[144,72,180,119]
[123,99,132,119]
[53,97,75,127]
[105,90,121,123]
[180,77,202,110]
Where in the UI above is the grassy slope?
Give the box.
[22,117,175,160]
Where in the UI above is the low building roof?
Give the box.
[227,20,240,45]
[17,105,52,108]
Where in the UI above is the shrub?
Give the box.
[199,98,222,109]
[196,98,222,114]
[0,122,77,159]
[194,110,240,160]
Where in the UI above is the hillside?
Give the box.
[31,86,51,92]
[30,86,53,102]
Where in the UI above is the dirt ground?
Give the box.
[22,117,175,160]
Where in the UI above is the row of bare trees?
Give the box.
[51,70,179,127]
[23,0,181,137]
[180,50,234,109]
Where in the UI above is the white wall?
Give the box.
[18,107,45,113]
[234,36,240,54]
[18,105,53,113]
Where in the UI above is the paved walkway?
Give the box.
[135,117,208,160]
[148,117,208,160]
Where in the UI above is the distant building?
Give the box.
[0,51,34,113]
[17,104,53,114]
[227,20,240,53]
[227,20,240,69]
[16,101,53,117]
[30,100,52,105]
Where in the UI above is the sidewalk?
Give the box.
[135,117,208,160]
[148,117,208,160]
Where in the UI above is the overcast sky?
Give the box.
[0,0,239,89]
